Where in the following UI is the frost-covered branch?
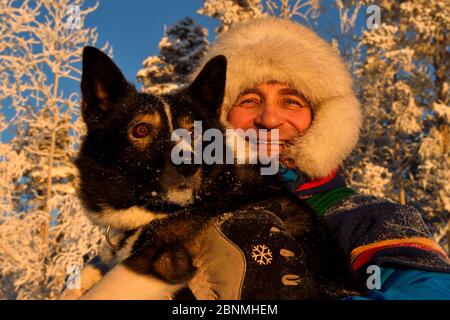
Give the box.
[0,0,104,299]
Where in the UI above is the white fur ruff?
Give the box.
[87,205,168,230]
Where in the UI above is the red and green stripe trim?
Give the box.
[305,186,357,216]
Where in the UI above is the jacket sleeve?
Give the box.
[305,189,450,274]
[345,267,450,300]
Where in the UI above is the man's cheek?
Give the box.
[289,112,312,134]
[227,108,254,128]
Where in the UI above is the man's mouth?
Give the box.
[248,140,286,156]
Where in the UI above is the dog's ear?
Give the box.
[81,46,135,128]
[187,55,227,113]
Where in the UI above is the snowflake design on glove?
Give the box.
[251,244,273,265]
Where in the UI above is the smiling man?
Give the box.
[190,16,450,300]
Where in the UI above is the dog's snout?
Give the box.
[157,160,202,206]
[140,191,183,213]
[174,161,200,177]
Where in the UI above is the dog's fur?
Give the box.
[62,47,284,299]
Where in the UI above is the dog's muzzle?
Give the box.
[140,187,193,213]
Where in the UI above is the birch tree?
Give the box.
[0,0,104,299]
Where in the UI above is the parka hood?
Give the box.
[192,17,362,178]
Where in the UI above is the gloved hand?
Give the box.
[188,207,319,300]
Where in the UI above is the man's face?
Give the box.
[227,82,312,157]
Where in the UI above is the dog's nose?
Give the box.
[173,161,200,177]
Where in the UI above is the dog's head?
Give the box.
[76,46,228,229]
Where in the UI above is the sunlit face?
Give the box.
[227,82,313,157]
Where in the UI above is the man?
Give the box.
[191,16,450,299]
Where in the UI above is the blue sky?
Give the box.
[85,0,219,86]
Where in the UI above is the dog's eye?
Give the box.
[131,123,151,139]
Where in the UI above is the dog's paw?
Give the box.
[153,247,197,283]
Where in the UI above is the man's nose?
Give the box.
[253,102,283,129]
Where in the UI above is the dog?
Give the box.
[60,46,290,299]
[60,47,361,300]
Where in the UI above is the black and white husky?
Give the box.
[60,47,282,299]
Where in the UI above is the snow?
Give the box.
[198,0,264,34]
[433,102,450,122]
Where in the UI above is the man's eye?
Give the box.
[131,123,152,139]
[283,99,304,107]
[239,99,260,106]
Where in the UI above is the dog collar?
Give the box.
[105,225,121,250]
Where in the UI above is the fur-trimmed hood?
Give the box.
[192,17,362,179]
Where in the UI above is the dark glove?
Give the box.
[188,208,319,300]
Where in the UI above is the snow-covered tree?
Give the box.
[198,0,264,34]
[316,0,367,69]
[416,102,450,247]
[198,0,320,34]
[344,0,450,250]
[266,0,320,22]
[137,17,209,94]
[0,0,104,299]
